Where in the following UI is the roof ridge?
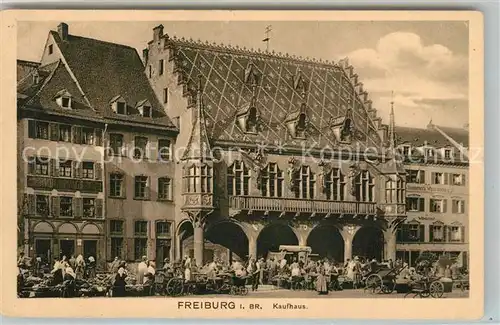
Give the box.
[50,30,136,51]
[23,60,61,106]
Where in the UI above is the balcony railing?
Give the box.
[27,176,103,193]
[228,196,377,215]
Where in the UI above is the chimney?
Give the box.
[143,48,149,63]
[153,24,164,42]
[58,22,69,41]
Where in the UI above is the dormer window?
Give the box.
[54,89,72,109]
[426,148,435,157]
[246,107,258,133]
[110,95,127,115]
[296,113,307,138]
[286,103,309,139]
[444,148,452,159]
[136,99,152,118]
[401,145,411,156]
[236,83,260,134]
[32,71,40,84]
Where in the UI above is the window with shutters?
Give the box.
[109,173,124,197]
[35,195,49,216]
[156,221,170,237]
[355,171,375,202]
[452,200,466,214]
[110,238,123,259]
[158,139,171,161]
[134,220,148,259]
[158,177,172,200]
[134,136,148,159]
[134,176,149,199]
[31,157,49,175]
[81,128,95,145]
[432,172,444,184]
[109,134,124,156]
[35,121,49,139]
[452,174,465,186]
[406,197,425,212]
[59,124,72,142]
[450,226,462,242]
[408,224,420,241]
[60,196,73,217]
[59,160,72,177]
[260,163,284,198]
[82,162,94,179]
[431,224,444,242]
[397,223,424,242]
[294,166,315,199]
[227,161,250,196]
[83,198,95,218]
[430,199,446,213]
[324,168,345,201]
[406,170,425,184]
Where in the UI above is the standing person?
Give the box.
[87,256,96,278]
[137,256,148,285]
[258,258,265,285]
[51,258,64,286]
[316,264,329,295]
[145,261,156,283]
[113,262,127,297]
[75,255,86,280]
[62,265,76,298]
[69,255,76,269]
[109,257,120,274]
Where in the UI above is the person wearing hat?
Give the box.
[136,256,148,285]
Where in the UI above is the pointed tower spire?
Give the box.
[181,75,212,162]
[388,91,396,151]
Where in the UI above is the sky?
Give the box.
[17,21,469,129]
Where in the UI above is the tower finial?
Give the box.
[389,91,396,151]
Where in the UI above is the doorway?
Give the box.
[83,240,98,259]
[35,239,51,264]
[156,239,171,268]
[59,239,75,259]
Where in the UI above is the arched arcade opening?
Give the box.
[306,225,344,263]
[257,223,298,258]
[352,226,384,261]
[205,221,248,262]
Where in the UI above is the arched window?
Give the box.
[261,163,283,198]
[183,164,213,194]
[227,161,251,196]
[355,171,374,202]
[325,168,345,200]
[294,166,315,199]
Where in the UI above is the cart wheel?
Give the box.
[166,278,184,297]
[365,274,383,294]
[240,286,249,295]
[429,281,444,298]
[382,281,396,294]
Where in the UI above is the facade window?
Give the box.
[397,223,424,243]
[200,165,212,193]
[159,59,164,75]
[426,148,434,158]
[134,136,148,159]
[406,170,425,184]
[83,198,95,218]
[60,196,73,217]
[450,226,463,242]
[141,106,151,118]
[452,200,466,214]
[32,157,49,175]
[430,199,447,213]
[134,176,149,199]
[81,128,95,145]
[35,195,49,216]
[82,162,94,179]
[117,102,127,115]
[324,168,345,201]
[109,173,124,197]
[110,220,124,235]
[109,133,124,156]
[58,124,72,142]
[158,139,171,161]
[430,224,444,242]
[163,88,168,104]
[36,121,49,139]
[261,163,284,198]
[294,166,315,199]
[402,145,411,156]
[432,172,444,185]
[227,161,250,196]
[110,238,123,259]
[158,177,172,200]
[355,171,375,202]
[61,97,71,109]
[452,173,466,186]
[408,224,420,241]
[48,44,53,55]
[184,165,212,193]
[156,221,170,237]
[185,166,197,193]
[134,220,148,260]
[406,197,425,212]
[444,149,452,159]
[59,160,72,177]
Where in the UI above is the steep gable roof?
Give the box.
[49,30,176,129]
[164,37,383,150]
[395,125,469,148]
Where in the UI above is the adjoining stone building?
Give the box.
[145,25,408,267]
[17,23,178,267]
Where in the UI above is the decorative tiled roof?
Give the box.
[163,36,383,150]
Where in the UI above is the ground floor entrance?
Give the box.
[156,239,171,268]
[35,239,52,264]
[83,240,97,259]
[59,239,75,259]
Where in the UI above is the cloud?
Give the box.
[341,32,468,128]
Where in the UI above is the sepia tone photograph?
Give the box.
[1,10,484,319]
